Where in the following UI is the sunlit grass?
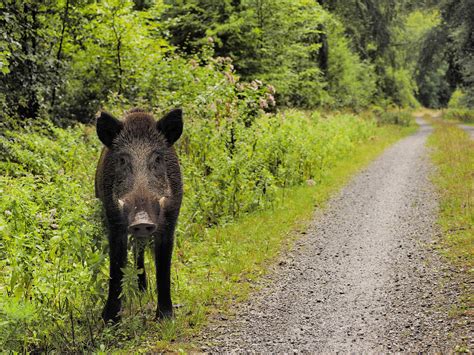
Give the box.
[428,120,474,267]
[427,119,473,350]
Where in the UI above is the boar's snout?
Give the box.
[120,191,162,237]
[128,210,157,237]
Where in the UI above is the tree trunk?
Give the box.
[51,0,70,110]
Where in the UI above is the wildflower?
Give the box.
[266,94,276,106]
[224,71,236,84]
[189,59,198,69]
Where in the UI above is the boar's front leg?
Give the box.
[102,225,128,323]
[154,222,176,319]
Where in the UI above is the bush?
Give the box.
[0,108,376,351]
[325,20,377,109]
[443,108,474,123]
[369,106,414,126]
[447,89,466,109]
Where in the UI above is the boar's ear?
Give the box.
[157,108,183,146]
[96,112,123,147]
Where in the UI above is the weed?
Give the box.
[428,120,474,267]
[427,118,473,351]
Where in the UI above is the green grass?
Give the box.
[427,119,473,343]
[428,120,474,267]
[132,123,416,352]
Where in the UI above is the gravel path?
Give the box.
[196,119,471,352]
[459,124,474,139]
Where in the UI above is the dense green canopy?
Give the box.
[0,0,472,124]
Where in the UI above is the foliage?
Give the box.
[391,9,439,108]
[416,0,474,108]
[321,0,421,106]
[325,17,377,109]
[442,109,474,123]
[0,0,65,120]
[440,0,474,108]
[427,118,473,355]
[367,107,414,127]
[1,0,472,122]
[0,0,390,123]
[448,89,467,109]
[428,120,474,267]
[57,0,173,123]
[164,0,375,109]
[0,108,384,351]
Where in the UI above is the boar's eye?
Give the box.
[149,152,164,172]
[153,152,163,165]
[117,154,130,167]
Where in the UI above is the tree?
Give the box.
[0,0,62,120]
[416,0,474,108]
[441,0,474,107]
[163,0,361,108]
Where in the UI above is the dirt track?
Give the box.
[196,119,471,352]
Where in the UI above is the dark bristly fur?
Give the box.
[95,108,183,323]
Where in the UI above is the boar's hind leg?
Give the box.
[102,226,128,323]
[133,241,147,291]
[154,226,175,319]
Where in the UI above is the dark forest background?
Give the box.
[0,0,472,125]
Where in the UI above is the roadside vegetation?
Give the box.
[0,110,415,351]
[443,89,474,123]
[427,118,473,336]
[428,119,473,267]
[442,109,474,124]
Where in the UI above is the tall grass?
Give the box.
[427,119,473,350]
[428,120,474,267]
[442,109,474,123]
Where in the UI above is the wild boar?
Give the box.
[95,108,183,323]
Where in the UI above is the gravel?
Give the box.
[195,119,472,352]
[459,124,474,139]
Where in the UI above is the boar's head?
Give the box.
[96,108,183,237]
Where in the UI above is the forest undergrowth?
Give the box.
[0,109,414,352]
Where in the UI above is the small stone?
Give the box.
[306,179,316,186]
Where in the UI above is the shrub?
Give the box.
[325,20,377,109]
[369,106,414,127]
[0,108,376,351]
[443,108,474,123]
